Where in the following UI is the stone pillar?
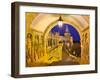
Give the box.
[81,29,89,64]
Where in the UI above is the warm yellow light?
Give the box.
[58,21,63,28]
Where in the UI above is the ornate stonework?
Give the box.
[26,13,90,66]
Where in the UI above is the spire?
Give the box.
[65,26,69,33]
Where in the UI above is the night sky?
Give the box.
[51,24,80,42]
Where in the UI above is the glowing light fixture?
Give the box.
[58,16,63,28]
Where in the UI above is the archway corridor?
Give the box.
[25,12,90,67]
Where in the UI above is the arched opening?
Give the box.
[45,23,81,65]
[26,13,90,67]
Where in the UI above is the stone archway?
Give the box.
[43,20,83,64]
[29,14,90,64]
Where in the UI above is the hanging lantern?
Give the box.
[58,16,63,28]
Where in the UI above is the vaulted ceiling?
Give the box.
[30,13,89,33]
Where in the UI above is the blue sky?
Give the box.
[51,24,80,42]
